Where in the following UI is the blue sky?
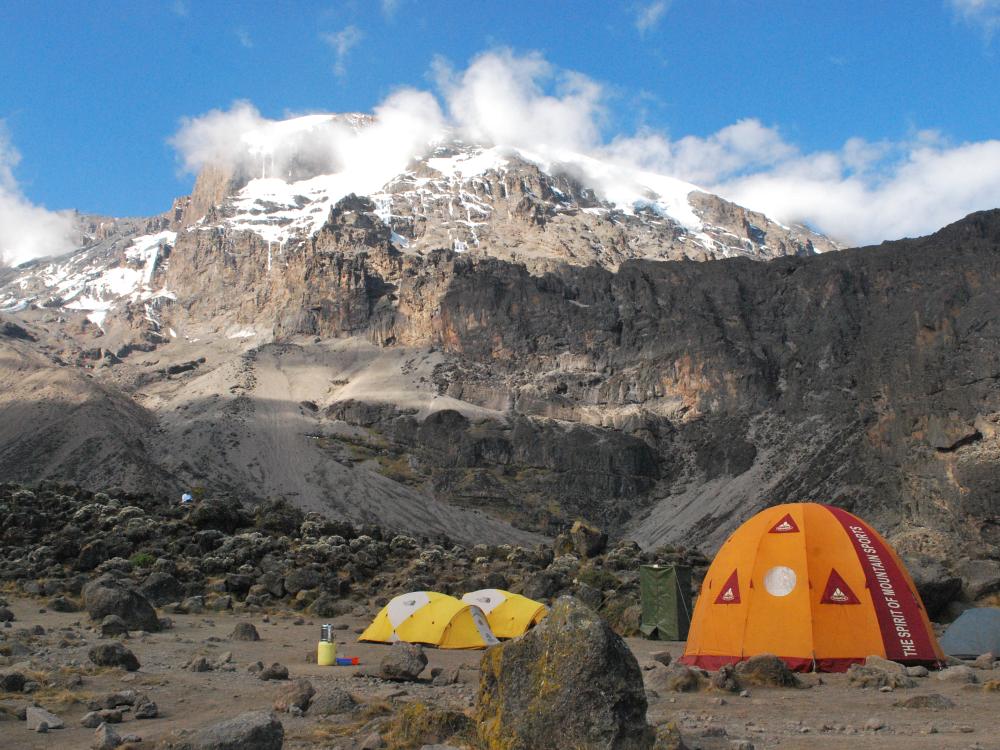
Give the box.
[1,1,999,257]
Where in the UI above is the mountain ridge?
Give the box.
[1,117,998,578]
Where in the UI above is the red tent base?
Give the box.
[678,654,942,673]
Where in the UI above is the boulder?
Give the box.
[81,710,121,728]
[733,655,799,687]
[187,656,213,673]
[893,693,955,709]
[308,687,357,716]
[710,664,740,693]
[650,651,672,667]
[47,596,80,613]
[26,706,64,731]
[379,642,428,681]
[476,596,654,749]
[88,643,141,672]
[646,663,706,693]
[134,697,158,719]
[955,558,1000,601]
[257,571,285,599]
[573,582,603,610]
[863,655,905,674]
[189,496,248,534]
[0,671,26,692]
[87,691,138,710]
[846,664,917,689]
[92,722,122,750]
[83,575,160,632]
[180,710,283,750]
[569,520,607,558]
[902,556,962,618]
[140,572,184,605]
[0,607,14,622]
[310,593,348,618]
[76,540,110,572]
[522,570,566,601]
[972,652,996,669]
[100,615,130,638]
[283,568,322,595]
[225,574,254,597]
[254,498,304,535]
[431,666,461,686]
[229,622,261,642]
[259,663,289,681]
[273,679,314,713]
[935,665,978,683]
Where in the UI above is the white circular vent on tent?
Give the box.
[763,566,797,597]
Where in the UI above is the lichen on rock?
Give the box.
[475,595,656,750]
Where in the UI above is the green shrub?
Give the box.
[129,551,155,568]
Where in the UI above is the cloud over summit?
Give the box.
[170,49,1000,247]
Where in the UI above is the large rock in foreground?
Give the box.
[83,575,161,632]
[379,642,428,681]
[476,596,655,750]
[171,710,284,749]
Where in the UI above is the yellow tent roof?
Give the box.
[358,591,499,649]
[461,589,547,639]
[679,502,945,672]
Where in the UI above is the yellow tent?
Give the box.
[461,589,548,639]
[358,591,499,649]
[680,502,944,672]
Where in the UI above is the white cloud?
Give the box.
[169,90,446,198]
[949,0,1000,35]
[169,101,268,174]
[717,137,1000,245]
[235,28,252,49]
[169,49,1000,246]
[171,0,189,18]
[435,49,605,154]
[321,25,363,78]
[605,119,798,185]
[381,0,402,19]
[635,1,669,33]
[0,123,77,267]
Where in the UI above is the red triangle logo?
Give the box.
[820,568,861,605]
[714,570,741,604]
[768,513,800,534]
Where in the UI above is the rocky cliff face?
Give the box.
[1,125,997,573]
[151,202,1000,559]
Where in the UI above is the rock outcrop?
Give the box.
[168,710,284,750]
[83,575,161,633]
[476,596,655,750]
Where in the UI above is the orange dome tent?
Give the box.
[680,503,944,672]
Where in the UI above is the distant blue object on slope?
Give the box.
[938,607,1000,658]
[181,493,193,504]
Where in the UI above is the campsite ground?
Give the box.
[0,595,995,749]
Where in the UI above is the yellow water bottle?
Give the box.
[318,624,337,666]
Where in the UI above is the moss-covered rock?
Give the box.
[476,596,656,750]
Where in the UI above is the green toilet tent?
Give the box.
[639,564,692,640]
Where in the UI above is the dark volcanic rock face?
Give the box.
[394,212,1000,556]
[3,199,1000,566]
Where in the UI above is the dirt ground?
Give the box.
[1,595,996,749]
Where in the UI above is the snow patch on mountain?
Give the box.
[216,141,715,252]
[1,229,177,325]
